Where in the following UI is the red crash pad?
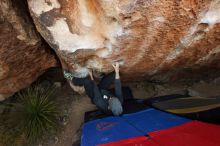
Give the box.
[100,121,220,146]
[98,136,159,146]
[149,121,220,146]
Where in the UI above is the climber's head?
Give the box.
[108,97,123,116]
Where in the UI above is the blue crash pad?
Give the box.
[81,108,190,146]
[81,116,143,146]
[122,108,190,133]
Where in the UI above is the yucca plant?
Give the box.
[7,85,59,144]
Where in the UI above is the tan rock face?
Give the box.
[0,0,57,99]
[28,0,220,81]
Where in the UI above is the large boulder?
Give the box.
[27,0,220,81]
[0,0,58,100]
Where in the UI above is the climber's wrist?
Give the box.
[115,72,120,79]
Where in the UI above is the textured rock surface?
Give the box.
[0,0,57,100]
[188,80,220,97]
[28,0,220,81]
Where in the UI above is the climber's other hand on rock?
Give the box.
[112,62,120,79]
[112,62,120,73]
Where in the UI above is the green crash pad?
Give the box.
[152,96,220,114]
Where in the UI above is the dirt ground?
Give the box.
[41,83,96,146]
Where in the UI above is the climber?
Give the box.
[64,62,123,116]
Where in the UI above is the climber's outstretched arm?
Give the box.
[112,62,123,103]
